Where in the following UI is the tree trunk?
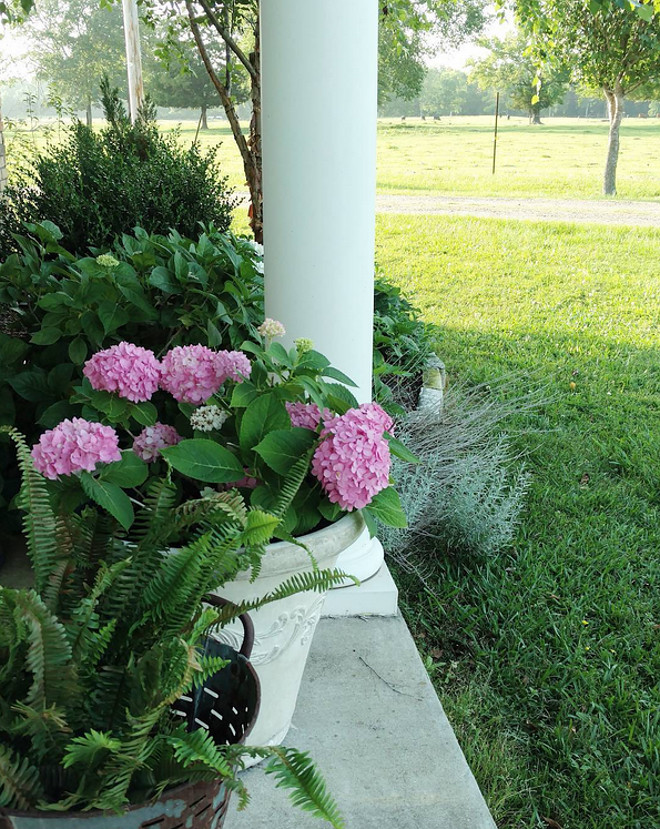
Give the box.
[603,84,624,196]
[529,103,542,125]
[0,93,7,195]
[248,16,263,244]
[86,95,93,127]
[201,103,209,130]
[185,0,262,242]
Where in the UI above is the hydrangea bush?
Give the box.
[0,223,264,524]
[32,326,410,537]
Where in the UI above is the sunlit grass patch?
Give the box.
[377,214,660,829]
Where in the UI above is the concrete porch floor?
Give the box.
[226,616,496,829]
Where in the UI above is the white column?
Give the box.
[121,0,144,124]
[261,0,378,405]
[261,0,390,592]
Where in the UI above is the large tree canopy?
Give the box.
[468,31,568,123]
[147,0,489,241]
[21,0,127,124]
[379,0,488,103]
[515,0,660,193]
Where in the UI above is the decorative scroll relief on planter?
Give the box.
[216,595,326,666]
[212,512,364,751]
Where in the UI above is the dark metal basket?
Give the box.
[0,598,260,829]
[171,595,260,748]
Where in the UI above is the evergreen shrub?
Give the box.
[0,80,235,257]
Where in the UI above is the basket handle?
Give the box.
[203,594,255,660]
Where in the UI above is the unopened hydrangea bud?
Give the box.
[95,254,120,268]
[294,337,314,355]
[257,318,286,339]
[190,405,229,432]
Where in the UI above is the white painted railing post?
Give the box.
[260,1,389,593]
[0,93,7,195]
[121,0,144,124]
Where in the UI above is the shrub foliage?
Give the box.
[0,80,235,257]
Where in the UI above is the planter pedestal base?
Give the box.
[322,562,398,617]
[332,523,384,584]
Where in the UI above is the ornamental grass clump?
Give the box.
[380,381,533,566]
[0,428,347,824]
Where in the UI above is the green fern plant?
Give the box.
[0,428,346,826]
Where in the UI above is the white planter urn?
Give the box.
[211,512,364,748]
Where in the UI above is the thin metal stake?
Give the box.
[492,91,500,175]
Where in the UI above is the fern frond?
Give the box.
[41,513,78,613]
[0,743,44,810]
[265,746,345,829]
[167,726,234,779]
[242,509,280,547]
[89,708,165,811]
[62,730,122,770]
[174,490,248,531]
[212,569,354,627]
[134,477,178,544]
[0,427,58,594]
[11,702,71,761]
[0,589,27,691]
[88,666,129,732]
[191,654,229,688]
[66,559,128,664]
[140,544,203,622]
[272,450,314,520]
[13,590,73,710]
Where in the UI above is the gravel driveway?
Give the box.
[375,194,660,226]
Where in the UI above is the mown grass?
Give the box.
[376,117,660,200]
[166,115,660,200]
[7,115,660,201]
[375,214,660,829]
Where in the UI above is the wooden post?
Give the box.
[121,0,144,123]
[492,91,499,175]
[0,93,7,194]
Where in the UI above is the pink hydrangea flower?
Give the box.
[160,345,223,405]
[233,472,259,490]
[31,418,121,480]
[132,423,182,463]
[83,342,161,403]
[285,402,332,431]
[220,469,259,491]
[215,350,252,384]
[312,404,393,511]
[321,402,394,440]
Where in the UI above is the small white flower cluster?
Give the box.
[95,253,120,268]
[190,405,229,432]
[258,318,286,339]
[294,337,314,355]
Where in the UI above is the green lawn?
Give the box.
[375,214,660,829]
[7,115,660,201]
[165,115,660,200]
[376,116,660,200]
